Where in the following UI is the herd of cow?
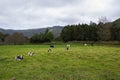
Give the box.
[15,44,71,61]
[15,51,35,61]
[15,43,94,61]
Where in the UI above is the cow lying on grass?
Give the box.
[84,43,87,46]
[28,52,34,56]
[15,55,23,61]
[48,48,52,53]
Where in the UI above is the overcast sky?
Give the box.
[0,0,120,30]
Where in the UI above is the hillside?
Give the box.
[0,26,63,38]
[112,18,120,27]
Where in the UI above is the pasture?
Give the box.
[0,43,120,80]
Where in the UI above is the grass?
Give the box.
[0,44,120,80]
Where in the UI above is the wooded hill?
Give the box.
[61,18,120,42]
[0,26,63,38]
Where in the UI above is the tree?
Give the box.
[61,23,98,42]
[61,25,72,42]
[44,29,54,42]
[60,18,120,42]
[111,18,120,41]
[30,34,41,43]
[89,22,98,41]
[54,36,62,41]
[5,32,28,45]
[0,32,9,42]
[30,29,54,43]
[97,22,111,41]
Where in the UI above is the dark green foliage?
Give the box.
[61,18,120,42]
[0,32,9,42]
[61,25,72,42]
[97,22,112,41]
[89,22,98,41]
[111,18,120,41]
[30,29,54,43]
[5,32,28,45]
[54,36,62,41]
[61,23,98,42]
[30,33,44,43]
[44,29,54,42]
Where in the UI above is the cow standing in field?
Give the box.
[15,55,23,61]
[66,44,70,51]
[28,52,34,56]
[48,45,54,53]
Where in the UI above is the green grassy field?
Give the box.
[0,44,120,80]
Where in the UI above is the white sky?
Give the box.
[0,0,120,29]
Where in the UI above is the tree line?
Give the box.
[0,29,54,45]
[0,18,120,45]
[61,19,120,42]
[30,28,54,43]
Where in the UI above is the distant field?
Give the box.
[0,44,120,80]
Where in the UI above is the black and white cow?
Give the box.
[50,45,54,48]
[28,52,34,56]
[48,48,52,53]
[66,44,70,51]
[15,55,23,61]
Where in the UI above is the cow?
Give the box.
[48,48,52,53]
[84,43,87,46]
[15,55,23,61]
[66,44,70,51]
[28,52,34,56]
[50,45,54,48]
